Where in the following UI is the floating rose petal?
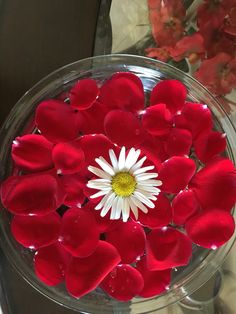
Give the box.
[194,131,227,163]
[83,183,102,204]
[79,101,109,134]
[190,158,236,211]
[159,156,196,194]
[136,257,171,298]
[99,72,144,112]
[65,241,120,298]
[34,243,71,286]
[59,174,86,207]
[175,102,212,139]
[172,189,199,226]
[105,220,146,264]
[100,264,144,301]
[1,173,65,215]
[137,134,167,163]
[104,110,144,147]
[69,79,99,110]
[186,209,235,249]
[165,128,192,157]
[11,212,61,249]
[78,134,116,168]
[52,142,85,175]
[35,100,82,143]
[150,80,187,114]
[137,194,172,229]
[60,207,100,257]
[146,227,192,270]
[84,202,115,233]
[142,104,172,136]
[12,134,53,172]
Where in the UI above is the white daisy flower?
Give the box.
[87,147,162,222]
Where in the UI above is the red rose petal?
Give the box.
[59,174,86,207]
[35,100,81,143]
[69,79,99,110]
[12,134,53,172]
[84,202,115,233]
[142,104,172,136]
[190,158,236,211]
[159,156,196,194]
[136,257,171,298]
[137,194,172,229]
[172,189,200,226]
[78,134,117,168]
[1,173,65,215]
[150,80,187,114]
[99,72,144,112]
[83,183,102,204]
[186,209,235,249]
[65,241,121,298]
[146,227,192,270]
[137,133,167,162]
[104,110,144,147]
[52,142,85,175]
[165,128,192,157]
[105,220,146,264]
[60,207,100,257]
[175,102,212,139]
[34,243,71,286]
[100,264,144,301]
[194,131,227,163]
[11,212,61,249]
[79,101,109,134]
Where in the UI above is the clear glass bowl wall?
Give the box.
[0,55,235,314]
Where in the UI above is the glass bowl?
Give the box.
[0,54,235,313]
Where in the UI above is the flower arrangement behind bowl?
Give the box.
[1,71,236,302]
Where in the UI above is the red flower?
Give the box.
[1,72,236,302]
[145,47,172,62]
[148,0,185,47]
[195,53,236,95]
[170,33,205,62]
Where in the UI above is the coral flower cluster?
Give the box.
[1,72,236,301]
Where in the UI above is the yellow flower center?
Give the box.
[111,172,136,197]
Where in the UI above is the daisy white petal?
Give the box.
[88,166,111,179]
[87,182,111,189]
[90,188,112,199]
[112,196,120,220]
[130,195,148,214]
[95,191,113,210]
[140,179,162,187]
[114,196,123,220]
[118,146,126,170]
[128,198,138,220]
[88,178,111,184]
[134,191,155,208]
[95,157,115,176]
[137,185,161,194]
[122,198,130,222]
[100,192,116,217]
[130,156,146,172]
[133,165,155,175]
[109,149,119,171]
[125,148,141,170]
[135,173,158,182]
